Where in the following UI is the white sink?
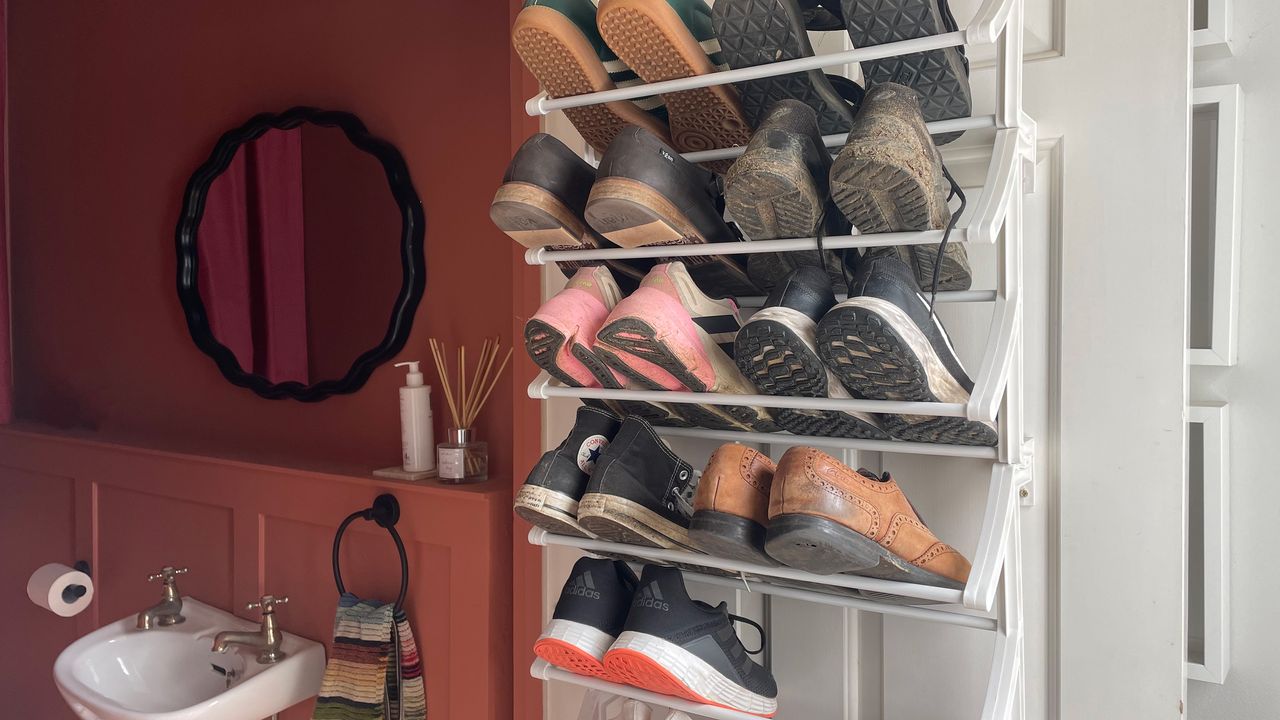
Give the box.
[54,598,326,720]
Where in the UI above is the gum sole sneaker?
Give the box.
[713,0,857,134]
[515,405,623,537]
[690,444,779,566]
[536,558,639,677]
[596,263,780,432]
[840,0,971,143]
[830,83,971,291]
[525,266,625,389]
[604,566,778,717]
[816,255,997,446]
[577,417,701,549]
[736,267,889,439]
[764,447,971,588]
[512,1,671,155]
[596,0,752,173]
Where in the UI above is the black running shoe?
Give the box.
[604,565,778,717]
[514,405,623,537]
[534,558,639,678]
[713,0,859,134]
[840,0,971,144]
[577,417,701,550]
[816,255,998,446]
[737,267,890,440]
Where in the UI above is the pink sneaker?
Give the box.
[525,266,624,388]
[594,262,779,432]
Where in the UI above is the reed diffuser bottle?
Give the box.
[428,336,512,484]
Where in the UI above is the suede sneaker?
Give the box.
[604,565,778,717]
[594,262,780,433]
[816,254,998,446]
[536,557,639,677]
[577,416,701,549]
[736,267,888,439]
[596,0,752,173]
[830,83,971,291]
[513,0,671,155]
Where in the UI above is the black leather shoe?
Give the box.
[736,266,889,439]
[585,127,760,298]
[491,133,650,290]
[577,416,700,550]
[514,405,624,537]
[816,255,998,446]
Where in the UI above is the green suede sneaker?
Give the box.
[513,0,671,155]
[597,0,752,173]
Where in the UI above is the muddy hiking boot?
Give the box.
[535,557,639,677]
[594,262,781,434]
[597,0,752,173]
[736,266,889,440]
[515,404,624,538]
[689,444,779,566]
[830,83,972,292]
[764,447,972,590]
[605,565,778,717]
[714,0,864,135]
[513,0,671,156]
[577,416,702,549]
[724,100,855,292]
[816,253,998,446]
[840,0,971,144]
[492,133,651,292]
[586,127,761,298]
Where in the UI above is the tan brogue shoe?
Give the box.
[763,447,970,589]
[689,444,778,565]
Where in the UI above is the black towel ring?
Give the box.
[332,493,409,611]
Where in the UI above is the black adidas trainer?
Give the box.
[535,557,639,677]
[736,266,889,440]
[577,417,700,550]
[514,405,623,537]
[604,565,778,717]
[816,254,998,446]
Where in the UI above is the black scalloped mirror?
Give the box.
[175,108,425,401]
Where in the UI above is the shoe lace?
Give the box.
[728,613,767,656]
[928,162,967,317]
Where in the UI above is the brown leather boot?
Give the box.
[689,444,778,565]
[764,447,970,589]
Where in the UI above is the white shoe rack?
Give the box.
[520,0,1036,716]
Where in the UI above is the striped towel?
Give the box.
[312,593,426,720]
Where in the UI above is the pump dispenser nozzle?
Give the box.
[395,361,424,388]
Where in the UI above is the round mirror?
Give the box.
[176,108,425,401]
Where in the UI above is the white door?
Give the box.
[533,0,1191,716]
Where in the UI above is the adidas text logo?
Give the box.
[633,582,670,611]
[564,572,601,600]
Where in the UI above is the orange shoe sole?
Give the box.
[604,647,777,718]
[513,5,671,155]
[534,637,609,679]
[596,0,752,173]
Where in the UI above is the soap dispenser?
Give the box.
[395,361,435,474]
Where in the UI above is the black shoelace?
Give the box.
[929,162,967,316]
[729,613,767,656]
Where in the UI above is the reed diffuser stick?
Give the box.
[427,337,512,430]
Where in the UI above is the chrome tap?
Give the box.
[136,566,188,629]
[212,594,289,664]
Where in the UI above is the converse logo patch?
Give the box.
[564,571,601,600]
[633,582,670,611]
[576,434,609,474]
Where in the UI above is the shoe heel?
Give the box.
[585,176,701,248]
[689,510,778,566]
[764,512,891,575]
[491,182,590,249]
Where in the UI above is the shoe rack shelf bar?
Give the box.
[524,0,1032,713]
[522,0,1015,117]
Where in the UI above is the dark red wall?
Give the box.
[8,0,521,478]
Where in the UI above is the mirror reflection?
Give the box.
[197,125,402,385]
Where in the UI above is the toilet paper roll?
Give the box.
[27,563,94,617]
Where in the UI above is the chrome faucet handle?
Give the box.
[246,595,288,613]
[147,566,188,584]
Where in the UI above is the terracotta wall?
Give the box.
[7,0,523,476]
